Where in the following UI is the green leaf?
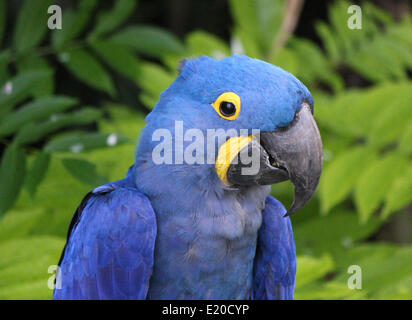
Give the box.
[44,132,129,153]
[0,0,6,46]
[14,108,102,145]
[89,0,136,38]
[61,158,107,187]
[333,243,396,273]
[295,281,366,300]
[367,93,412,148]
[232,30,261,58]
[294,210,382,256]
[270,47,299,75]
[14,142,134,237]
[24,152,51,198]
[136,62,175,109]
[295,254,334,288]
[372,38,409,79]
[12,155,91,237]
[16,56,54,98]
[230,0,260,45]
[99,102,146,140]
[60,49,115,95]
[0,50,10,85]
[398,119,412,155]
[335,246,412,294]
[381,37,412,71]
[364,1,393,26]
[0,208,47,241]
[354,153,411,223]
[349,84,411,138]
[347,49,393,83]
[0,279,53,300]
[290,37,343,92]
[13,0,52,54]
[186,31,230,58]
[0,70,52,118]
[387,20,412,49]
[372,273,412,300]
[315,21,340,64]
[0,96,77,137]
[328,0,353,55]
[315,83,412,139]
[382,166,412,218]
[319,146,377,214]
[109,26,185,58]
[90,40,140,80]
[229,0,286,57]
[51,0,97,49]
[0,236,64,299]
[0,144,26,216]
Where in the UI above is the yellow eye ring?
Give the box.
[211,92,241,120]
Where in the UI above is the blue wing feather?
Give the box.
[53,176,157,300]
[252,196,296,300]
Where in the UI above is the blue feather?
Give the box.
[54,171,157,299]
[253,196,296,300]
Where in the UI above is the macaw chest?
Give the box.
[147,203,263,299]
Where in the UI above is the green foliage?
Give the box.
[0,236,64,299]
[61,158,107,187]
[136,62,176,109]
[382,167,412,219]
[0,0,185,215]
[0,96,77,137]
[319,146,377,214]
[0,144,26,215]
[61,48,115,95]
[90,40,141,80]
[295,254,335,288]
[294,210,382,256]
[317,84,412,220]
[229,0,286,59]
[90,0,136,38]
[186,31,231,58]
[24,152,50,198]
[13,0,52,54]
[0,0,411,300]
[109,26,185,58]
[354,154,410,223]
[0,70,52,117]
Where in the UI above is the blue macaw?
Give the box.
[53,55,322,300]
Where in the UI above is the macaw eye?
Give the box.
[219,101,236,117]
[211,92,241,120]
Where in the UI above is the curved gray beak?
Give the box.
[226,103,323,216]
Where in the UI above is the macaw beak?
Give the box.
[217,102,323,216]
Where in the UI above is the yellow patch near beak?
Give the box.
[215,135,253,185]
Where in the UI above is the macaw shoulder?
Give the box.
[53,176,158,299]
[263,196,293,231]
[252,195,296,300]
[260,195,295,266]
[78,182,156,251]
[58,178,157,277]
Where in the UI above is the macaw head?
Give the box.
[135,55,322,215]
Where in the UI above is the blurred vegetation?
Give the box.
[0,0,411,299]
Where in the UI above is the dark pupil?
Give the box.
[219,101,236,117]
